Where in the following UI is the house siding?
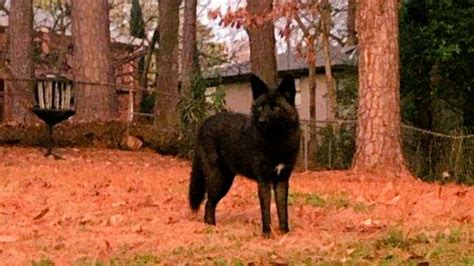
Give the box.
[222,82,253,114]
[217,74,337,121]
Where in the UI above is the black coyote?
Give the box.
[188,74,301,237]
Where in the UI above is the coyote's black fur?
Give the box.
[188,74,300,237]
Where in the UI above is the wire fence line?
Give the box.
[2,77,182,99]
[402,124,474,139]
[1,78,472,183]
[0,77,181,122]
[299,119,473,184]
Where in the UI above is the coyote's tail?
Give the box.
[189,156,206,211]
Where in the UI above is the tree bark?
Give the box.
[72,0,116,122]
[153,0,181,127]
[181,0,198,97]
[352,0,409,175]
[246,0,278,88]
[308,62,316,123]
[5,0,35,125]
[346,0,357,46]
[140,28,159,89]
[294,14,318,123]
[320,0,337,121]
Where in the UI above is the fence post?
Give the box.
[128,86,134,123]
[304,121,309,171]
[328,124,333,169]
[453,137,463,181]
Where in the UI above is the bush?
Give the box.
[178,72,227,157]
[0,121,183,156]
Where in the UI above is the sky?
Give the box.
[200,0,349,57]
[199,0,248,46]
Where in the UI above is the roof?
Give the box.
[0,8,143,47]
[206,46,356,84]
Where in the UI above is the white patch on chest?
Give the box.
[275,163,285,176]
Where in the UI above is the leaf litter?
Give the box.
[0,147,472,264]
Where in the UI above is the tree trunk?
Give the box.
[309,64,316,123]
[181,0,197,96]
[129,0,146,115]
[138,28,159,116]
[346,0,357,46]
[294,14,317,123]
[154,0,181,127]
[140,28,159,89]
[322,36,336,121]
[72,0,116,122]
[320,0,337,121]
[5,0,35,125]
[308,62,318,166]
[246,0,278,88]
[130,0,145,39]
[352,0,409,175]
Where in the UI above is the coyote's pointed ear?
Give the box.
[250,74,269,100]
[278,75,296,105]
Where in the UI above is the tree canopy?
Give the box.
[400,0,474,133]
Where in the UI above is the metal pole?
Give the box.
[46,124,53,156]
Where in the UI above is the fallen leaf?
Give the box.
[104,240,112,252]
[132,224,143,233]
[79,214,94,225]
[109,214,125,226]
[33,207,49,220]
[361,218,373,226]
[346,248,356,255]
[112,201,127,207]
[455,190,468,197]
[387,195,401,205]
[0,235,17,242]
[165,216,178,224]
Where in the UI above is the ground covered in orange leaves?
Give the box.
[0,147,473,265]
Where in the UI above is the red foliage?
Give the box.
[208,0,326,64]
[208,1,303,35]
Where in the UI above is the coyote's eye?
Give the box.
[257,106,263,112]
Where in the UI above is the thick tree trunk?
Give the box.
[181,0,197,96]
[246,0,278,88]
[352,0,409,175]
[154,0,181,127]
[5,0,35,125]
[72,0,117,122]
